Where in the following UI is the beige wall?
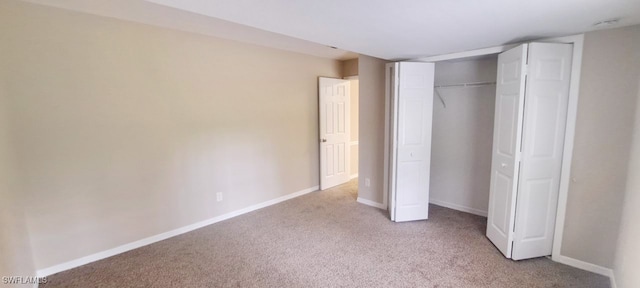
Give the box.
[342,59,359,78]
[0,71,36,282]
[614,72,640,288]
[430,58,497,215]
[1,0,341,270]
[561,25,640,268]
[357,55,387,204]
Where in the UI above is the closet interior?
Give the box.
[430,56,498,217]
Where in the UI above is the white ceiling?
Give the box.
[144,0,640,60]
[22,0,640,60]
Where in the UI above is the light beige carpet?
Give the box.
[41,179,609,287]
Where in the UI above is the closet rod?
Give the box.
[434,81,496,88]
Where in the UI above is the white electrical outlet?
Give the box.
[365,178,371,187]
[216,192,223,202]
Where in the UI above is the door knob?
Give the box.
[321,139,327,142]
[501,163,507,168]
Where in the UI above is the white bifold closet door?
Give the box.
[388,62,435,222]
[487,43,573,260]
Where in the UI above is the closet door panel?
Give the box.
[392,62,435,222]
[486,44,528,258]
[512,43,572,260]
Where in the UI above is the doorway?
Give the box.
[426,43,574,260]
[385,36,585,264]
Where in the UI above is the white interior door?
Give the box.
[486,44,528,257]
[319,77,350,190]
[390,62,435,222]
[512,43,572,260]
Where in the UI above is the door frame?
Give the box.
[343,75,359,181]
[393,34,597,275]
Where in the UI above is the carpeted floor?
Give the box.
[41,179,609,287]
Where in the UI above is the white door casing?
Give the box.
[390,62,435,222]
[512,43,572,260]
[486,44,528,257]
[319,77,350,190]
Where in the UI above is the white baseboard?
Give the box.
[350,174,358,180]
[357,197,387,210]
[429,199,488,217]
[36,186,319,277]
[553,255,614,280]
